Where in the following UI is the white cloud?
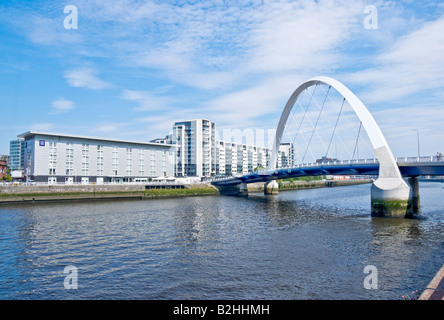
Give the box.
[371,104,444,157]
[346,15,444,104]
[50,98,75,114]
[121,90,173,111]
[64,68,112,90]
[93,122,128,134]
[245,0,363,74]
[29,123,55,131]
[77,0,366,90]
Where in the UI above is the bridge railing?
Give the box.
[210,156,439,182]
[395,156,437,163]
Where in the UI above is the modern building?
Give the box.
[170,119,216,178]
[9,138,25,170]
[17,131,175,184]
[155,118,297,178]
[215,141,263,176]
[165,119,297,178]
[214,141,292,177]
[278,142,295,168]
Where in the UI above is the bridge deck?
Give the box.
[212,158,444,186]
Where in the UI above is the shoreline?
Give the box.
[0,180,372,205]
[0,184,220,204]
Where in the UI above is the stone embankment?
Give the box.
[0,179,371,204]
[0,183,219,204]
[246,179,372,193]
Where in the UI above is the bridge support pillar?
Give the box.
[217,183,248,196]
[371,177,413,218]
[239,183,249,196]
[264,180,279,195]
[408,176,420,213]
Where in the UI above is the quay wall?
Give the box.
[247,179,372,192]
[0,183,219,204]
[0,184,147,195]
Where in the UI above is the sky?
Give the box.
[1,0,444,159]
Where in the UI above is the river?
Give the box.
[0,182,443,300]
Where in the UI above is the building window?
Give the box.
[112,146,119,176]
[82,143,89,175]
[138,149,145,176]
[162,150,167,176]
[66,142,74,175]
[48,141,57,175]
[97,145,104,176]
[126,147,132,176]
[150,152,156,176]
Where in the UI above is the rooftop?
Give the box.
[18,131,176,148]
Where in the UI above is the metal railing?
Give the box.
[210,155,442,182]
[395,156,438,163]
[1,180,184,187]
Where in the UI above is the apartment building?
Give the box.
[170,119,216,178]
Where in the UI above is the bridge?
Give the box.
[211,76,444,218]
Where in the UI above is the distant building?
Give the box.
[150,137,170,144]
[278,142,296,168]
[17,131,175,184]
[215,141,271,176]
[0,155,9,166]
[0,160,7,180]
[9,138,25,170]
[164,118,296,178]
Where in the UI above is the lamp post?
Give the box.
[413,128,420,159]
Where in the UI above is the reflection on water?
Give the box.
[0,182,442,300]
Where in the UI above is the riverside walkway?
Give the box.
[419,265,444,300]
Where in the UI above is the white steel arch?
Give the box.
[271,76,402,180]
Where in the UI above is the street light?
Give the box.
[413,128,420,159]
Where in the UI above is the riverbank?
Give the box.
[0,180,372,204]
[246,179,372,193]
[0,184,219,204]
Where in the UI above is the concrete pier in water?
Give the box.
[264,180,279,195]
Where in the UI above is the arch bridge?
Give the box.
[212,76,444,218]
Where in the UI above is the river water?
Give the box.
[0,182,442,300]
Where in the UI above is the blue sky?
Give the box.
[1,0,444,158]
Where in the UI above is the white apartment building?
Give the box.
[167,118,295,178]
[278,142,295,168]
[171,119,216,178]
[18,131,175,184]
[215,141,288,177]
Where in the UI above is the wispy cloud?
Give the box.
[346,14,444,104]
[92,121,129,134]
[64,68,112,90]
[50,98,75,114]
[29,123,55,131]
[121,90,173,111]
